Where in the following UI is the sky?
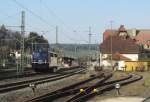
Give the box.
[1,0,150,44]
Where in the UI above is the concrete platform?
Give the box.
[90,97,144,102]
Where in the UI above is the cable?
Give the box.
[0,12,19,21]
[0,10,45,33]
[12,0,55,30]
[12,0,78,43]
[12,0,89,43]
[40,0,89,43]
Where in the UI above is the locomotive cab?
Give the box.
[32,50,49,72]
[31,43,58,72]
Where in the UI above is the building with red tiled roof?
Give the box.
[135,30,150,50]
[113,52,131,61]
[100,25,150,70]
[100,36,139,54]
[103,25,139,41]
[100,35,140,69]
[103,29,117,41]
[118,25,126,32]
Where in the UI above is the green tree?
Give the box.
[14,31,22,50]
[25,32,48,51]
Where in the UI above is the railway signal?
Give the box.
[93,88,98,93]
[29,83,37,95]
[115,83,121,95]
[80,88,85,93]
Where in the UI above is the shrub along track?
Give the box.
[0,67,85,93]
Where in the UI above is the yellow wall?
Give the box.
[125,61,150,71]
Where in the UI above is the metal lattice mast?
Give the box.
[88,26,92,66]
[21,11,25,73]
[56,26,59,65]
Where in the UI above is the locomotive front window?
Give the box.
[33,52,48,61]
[41,53,48,58]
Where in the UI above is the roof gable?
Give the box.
[103,29,118,40]
[113,52,131,61]
[118,25,126,32]
[136,30,150,45]
[100,36,140,54]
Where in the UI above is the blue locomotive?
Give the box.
[32,50,49,71]
[32,44,57,72]
[32,47,58,72]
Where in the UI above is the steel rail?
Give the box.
[27,73,135,102]
[72,74,142,102]
[0,67,83,89]
[26,73,104,102]
[0,68,85,93]
[42,74,131,102]
[0,66,81,81]
[66,73,113,102]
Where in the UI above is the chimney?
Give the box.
[132,29,136,37]
[118,25,126,32]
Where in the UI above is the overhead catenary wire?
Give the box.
[12,0,91,44]
[0,11,45,33]
[40,0,89,43]
[12,0,78,43]
[0,12,20,22]
[12,0,55,30]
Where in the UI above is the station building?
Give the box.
[100,25,150,71]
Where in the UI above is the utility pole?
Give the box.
[20,11,25,74]
[4,12,25,75]
[73,31,77,60]
[88,26,92,66]
[95,41,100,67]
[110,21,113,70]
[56,26,58,45]
[74,44,77,59]
[56,26,59,65]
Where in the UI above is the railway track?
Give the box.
[0,66,81,81]
[26,72,112,102]
[26,73,105,102]
[0,68,85,93]
[143,96,150,102]
[27,73,142,102]
[0,69,38,81]
[68,74,142,102]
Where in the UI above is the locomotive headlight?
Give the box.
[33,60,36,63]
[45,60,47,63]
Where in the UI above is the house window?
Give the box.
[144,44,147,49]
[146,40,150,49]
